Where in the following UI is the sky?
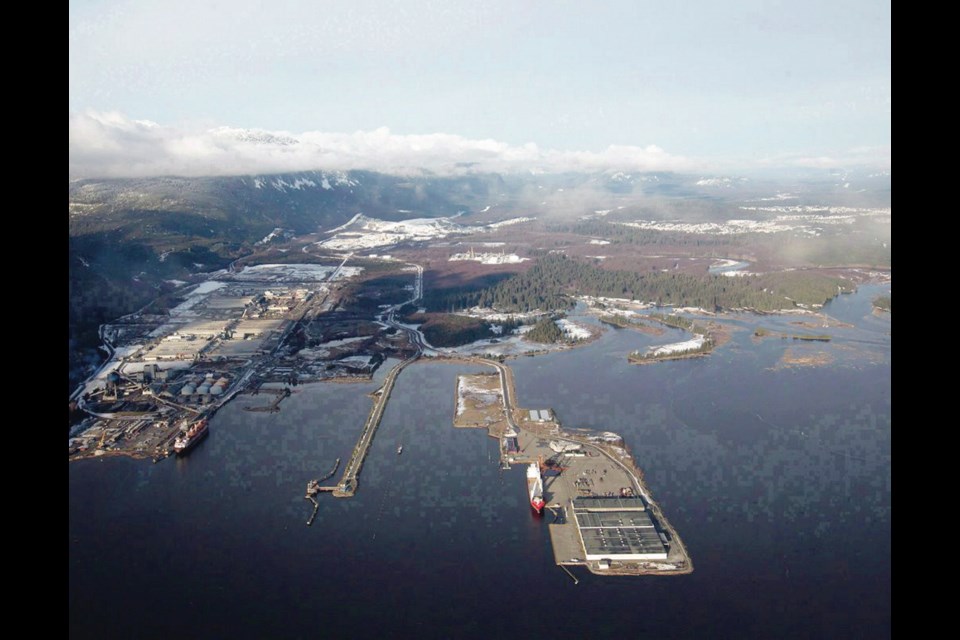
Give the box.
[69,0,890,179]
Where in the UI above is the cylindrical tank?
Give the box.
[197,384,211,394]
[210,385,224,396]
[180,384,196,396]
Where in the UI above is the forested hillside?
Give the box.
[441,254,853,312]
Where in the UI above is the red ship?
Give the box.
[173,417,209,456]
[527,463,545,514]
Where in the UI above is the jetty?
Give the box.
[332,354,418,497]
[304,458,341,526]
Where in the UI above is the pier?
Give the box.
[243,387,291,412]
[332,354,418,497]
[305,458,341,525]
[330,261,425,498]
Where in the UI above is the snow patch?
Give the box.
[647,335,706,357]
[556,319,591,340]
[448,252,527,264]
[455,375,502,416]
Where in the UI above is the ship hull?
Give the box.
[174,424,209,456]
[527,463,545,514]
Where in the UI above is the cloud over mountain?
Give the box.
[69,111,696,179]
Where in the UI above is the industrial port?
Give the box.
[68,259,419,462]
[70,258,690,577]
[452,362,693,576]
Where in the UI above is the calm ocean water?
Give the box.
[69,285,890,639]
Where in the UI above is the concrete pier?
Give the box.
[332,355,418,497]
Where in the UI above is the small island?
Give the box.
[872,295,891,314]
[628,313,719,364]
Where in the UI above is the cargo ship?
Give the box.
[173,417,209,456]
[527,463,545,514]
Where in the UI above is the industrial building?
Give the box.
[572,496,668,561]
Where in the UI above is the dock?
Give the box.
[442,355,693,576]
[526,433,693,576]
[243,387,291,412]
[305,458,342,525]
[332,353,419,497]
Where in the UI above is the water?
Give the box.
[707,260,751,274]
[69,285,890,639]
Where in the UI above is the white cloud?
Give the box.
[756,145,891,170]
[69,110,697,179]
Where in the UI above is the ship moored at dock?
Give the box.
[527,463,545,514]
[173,417,208,456]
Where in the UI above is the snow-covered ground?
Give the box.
[617,219,816,236]
[647,335,706,357]
[316,214,536,251]
[319,336,367,348]
[191,281,227,295]
[578,295,656,311]
[324,212,363,234]
[448,252,528,264]
[76,345,146,398]
[251,171,357,192]
[484,216,535,229]
[319,216,465,250]
[256,227,285,245]
[455,375,502,416]
[430,332,564,358]
[166,281,226,314]
[556,318,591,340]
[454,307,545,323]
[118,361,192,376]
[615,206,888,237]
[232,263,363,282]
[334,355,375,367]
[671,306,715,315]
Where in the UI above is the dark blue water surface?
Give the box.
[69,285,890,639]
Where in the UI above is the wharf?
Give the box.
[332,354,419,497]
[517,428,693,576]
[439,354,691,575]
